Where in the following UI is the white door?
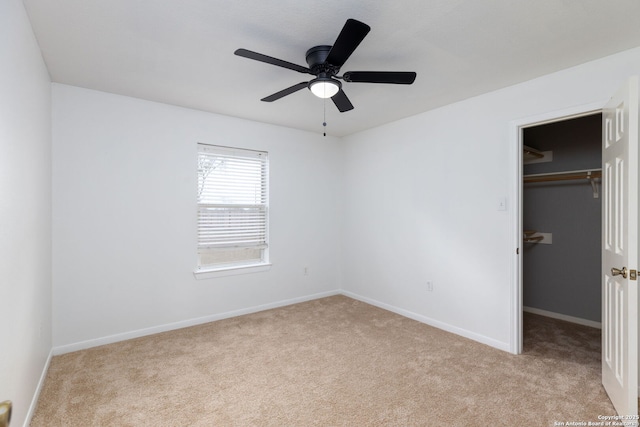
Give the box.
[602,76,639,417]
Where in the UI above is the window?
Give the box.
[196,144,269,273]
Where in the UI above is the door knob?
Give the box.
[611,266,628,279]
[0,401,11,427]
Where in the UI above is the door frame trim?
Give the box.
[508,100,607,354]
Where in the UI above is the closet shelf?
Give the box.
[523,230,552,244]
[523,168,601,183]
[523,168,602,198]
[523,230,543,243]
[523,145,545,159]
[523,145,552,164]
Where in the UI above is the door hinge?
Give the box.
[631,269,637,281]
[516,248,519,255]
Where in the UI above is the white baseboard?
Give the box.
[341,291,511,352]
[53,290,341,355]
[24,348,53,426]
[53,289,512,356]
[523,306,601,329]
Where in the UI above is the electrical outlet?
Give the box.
[427,281,434,292]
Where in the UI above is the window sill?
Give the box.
[193,263,272,279]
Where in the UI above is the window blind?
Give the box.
[197,144,268,268]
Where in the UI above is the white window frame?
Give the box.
[194,144,270,278]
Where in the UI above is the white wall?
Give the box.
[341,46,640,351]
[52,46,640,355]
[0,0,52,425]
[52,84,343,349]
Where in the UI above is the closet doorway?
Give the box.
[521,112,603,347]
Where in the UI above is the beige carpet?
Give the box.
[32,295,614,426]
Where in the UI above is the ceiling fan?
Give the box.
[234,19,417,112]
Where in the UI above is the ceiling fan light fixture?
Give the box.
[309,78,340,99]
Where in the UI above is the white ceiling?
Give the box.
[22,0,640,137]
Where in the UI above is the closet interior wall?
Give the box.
[523,113,602,323]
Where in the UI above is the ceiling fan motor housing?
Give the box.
[305,45,340,76]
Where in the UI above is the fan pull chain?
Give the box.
[323,98,327,137]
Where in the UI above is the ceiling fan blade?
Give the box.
[325,19,371,68]
[235,49,312,74]
[261,82,309,102]
[343,71,417,84]
[331,89,354,112]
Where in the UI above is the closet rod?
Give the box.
[523,168,602,183]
